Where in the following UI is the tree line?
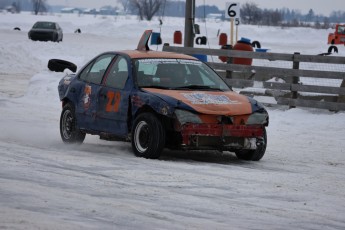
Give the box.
[240,3,334,29]
[117,0,345,27]
[2,0,345,29]
[0,0,47,15]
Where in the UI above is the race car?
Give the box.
[57,30,269,161]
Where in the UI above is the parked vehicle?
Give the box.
[28,21,63,42]
[328,24,345,45]
[57,30,269,160]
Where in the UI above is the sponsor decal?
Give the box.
[83,85,92,109]
[132,95,144,108]
[181,92,240,105]
[138,59,201,65]
[63,76,72,85]
[106,91,121,112]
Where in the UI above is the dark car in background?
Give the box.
[28,21,63,42]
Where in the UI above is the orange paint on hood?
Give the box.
[143,88,252,115]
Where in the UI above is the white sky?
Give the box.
[48,0,344,15]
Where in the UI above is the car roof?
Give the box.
[35,21,57,24]
[119,50,198,60]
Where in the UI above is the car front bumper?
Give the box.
[180,123,265,151]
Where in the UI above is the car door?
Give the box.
[75,53,116,130]
[96,55,131,137]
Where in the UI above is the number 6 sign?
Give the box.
[225,2,240,45]
[225,2,240,20]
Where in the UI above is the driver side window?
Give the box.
[79,54,115,84]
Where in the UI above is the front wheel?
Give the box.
[60,103,85,144]
[235,127,267,161]
[131,113,165,159]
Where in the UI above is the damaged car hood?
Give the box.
[143,88,253,115]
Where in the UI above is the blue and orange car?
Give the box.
[58,30,269,160]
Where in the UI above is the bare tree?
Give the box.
[306,9,315,22]
[12,2,21,13]
[32,0,47,15]
[118,0,129,13]
[240,2,262,24]
[323,17,330,29]
[130,0,163,21]
[270,9,282,26]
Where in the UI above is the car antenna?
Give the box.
[136,30,152,51]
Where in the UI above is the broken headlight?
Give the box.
[174,109,202,125]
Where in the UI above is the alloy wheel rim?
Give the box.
[134,121,150,153]
[62,110,73,139]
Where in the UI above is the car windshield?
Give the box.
[33,22,56,29]
[338,25,345,34]
[134,58,231,91]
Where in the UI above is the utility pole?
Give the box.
[184,0,195,47]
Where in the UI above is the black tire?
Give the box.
[196,36,207,45]
[48,59,77,73]
[60,103,86,144]
[328,45,338,54]
[131,113,165,159]
[53,34,58,42]
[235,127,267,161]
[251,40,261,48]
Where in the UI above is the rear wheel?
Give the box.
[235,128,267,161]
[60,103,85,144]
[131,113,165,159]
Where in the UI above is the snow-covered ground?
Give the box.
[0,12,345,229]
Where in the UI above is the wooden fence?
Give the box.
[162,45,345,111]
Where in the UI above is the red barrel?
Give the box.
[219,45,232,63]
[173,31,182,44]
[233,37,253,65]
[219,33,227,46]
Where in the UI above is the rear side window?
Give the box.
[33,22,56,29]
[79,54,115,84]
[104,56,129,89]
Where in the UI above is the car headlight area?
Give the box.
[174,109,202,125]
[246,112,269,125]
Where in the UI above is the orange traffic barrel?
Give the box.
[173,31,182,44]
[219,33,227,46]
[233,37,254,65]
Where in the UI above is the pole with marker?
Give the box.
[226,2,240,46]
[230,18,234,46]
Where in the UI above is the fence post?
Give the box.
[225,46,233,91]
[337,79,345,103]
[226,56,233,80]
[290,52,300,109]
